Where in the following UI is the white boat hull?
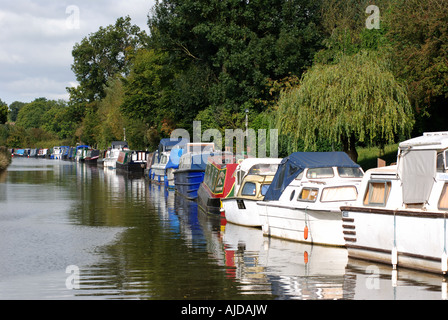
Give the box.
[223,198,262,227]
[258,202,345,246]
[341,207,448,274]
[103,158,117,168]
[152,167,166,183]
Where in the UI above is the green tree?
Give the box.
[70,16,149,103]
[386,0,448,133]
[97,77,127,148]
[148,0,324,120]
[274,51,414,162]
[0,99,7,124]
[7,101,26,122]
[16,98,54,129]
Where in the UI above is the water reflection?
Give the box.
[1,157,448,300]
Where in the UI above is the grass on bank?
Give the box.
[357,143,398,171]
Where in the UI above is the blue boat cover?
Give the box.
[263,152,360,201]
[189,153,212,171]
[165,147,184,169]
[158,138,188,161]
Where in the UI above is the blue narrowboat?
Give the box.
[173,143,215,200]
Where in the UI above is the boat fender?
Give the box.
[304,225,309,240]
[304,251,309,264]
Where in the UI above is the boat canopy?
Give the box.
[165,147,185,169]
[263,152,360,201]
[111,141,128,149]
[158,138,188,153]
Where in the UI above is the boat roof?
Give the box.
[237,157,282,173]
[264,152,359,201]
[399,131,448,150]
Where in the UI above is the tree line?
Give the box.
[1,0,447,162]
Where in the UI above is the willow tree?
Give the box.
[275,51,414,162]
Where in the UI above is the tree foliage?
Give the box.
[0,99,7,124]
[70,16,149,102]
[275,51,414,161]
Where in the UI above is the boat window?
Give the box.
[248,164,279,176]
[297,187,319,202]
[295,171,304,180]
[437,152,445,172]
[321,186,358,202]
[337,167,364,178]
[363,181,392,206]
[290,190,296,201]
[261,184,270,196]
[306,168,334,179]
[438,183,448,210]
[241,182,257,196]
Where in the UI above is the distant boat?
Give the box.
[37,148,49,158]
[173,143,215,200]
[149,138,188,185]
[75,145,89,162]
[197,152,238,215]
[102,141,129,169]
[151,151,170,184]
[116,150,149,175]
[84,149,100,164]
[52,146,65,160]
[222,157,282,226]
[341,131,448,274]
[258,152,363,246]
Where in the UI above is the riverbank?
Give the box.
[0,146,11,171]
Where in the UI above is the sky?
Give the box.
[0,0,156,105]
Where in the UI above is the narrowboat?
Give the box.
[102,141,129,168]
[52,146,64,159]
[197,152,238,215]
[37,149,49,158]
[341,131,448,274]
[116,150,149,174]
[222,157,282,226]
[173,143,215,200]
[75,145,89,162]
[258,152,363,247]
[84,149,100,164]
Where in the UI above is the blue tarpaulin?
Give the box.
[158,138,188,161]
[263,152,360,201]
[165,147,184,169]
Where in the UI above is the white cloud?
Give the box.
[0,0,154,105]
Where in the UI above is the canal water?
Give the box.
[0,157,447,300]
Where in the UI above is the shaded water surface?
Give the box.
[0,157,447,300]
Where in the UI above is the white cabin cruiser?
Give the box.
[341,131,448,274]
[103,141,128,168]
[222,157,282,227]
[258,152,363,246]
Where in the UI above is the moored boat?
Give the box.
[102,141,129,168]
[149,138,188,184]
[173,143,215,200]
[84,149,100,164]
[258,152,363,246]
[52,146,64,160]
[221,157,282,226]
[151,151,170,184]
[116,150,149,175]
[197,152,238,215]
[75,145,89,162]
[341,131,448,274]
